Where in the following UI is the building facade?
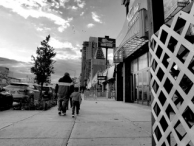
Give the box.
[80,37,107,89]
[0,67,21,87]
[114,0,150,104]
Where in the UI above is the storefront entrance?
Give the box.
[130,53,150,105]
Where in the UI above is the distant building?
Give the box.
[0,67,21,87]
[80,37,108,89]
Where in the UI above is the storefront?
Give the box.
[114,0,150,104]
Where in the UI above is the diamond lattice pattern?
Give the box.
[150,3,194,146]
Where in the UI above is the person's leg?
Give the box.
[61,99,67,115]
[58,98,62,115]
[66,98,69,110]
[72,100,75,117]
[76,101,79,115]
[70,98,72,108]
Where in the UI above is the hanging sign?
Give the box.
[97,76,107,80]
[98,36,116,48]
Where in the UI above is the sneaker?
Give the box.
[58,111,61,115]
[62,112,66,116]
[72,115,74,118]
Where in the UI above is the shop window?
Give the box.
[172,91,184,110]
[138,53,148,70]
[166,104,175,121]
[185,23,194,44]
[188,56,194,74]
[177,45,189,63]
[170,62,180,80]
[160,30,168,44]
[162,53,170,68]
[174,17,186,35]
[167,36,178,53]
[158,91,166,106]
[154,126,162,141]
[132,59,138,72]
[179,74,193,94]
[174,120,187,141]
[164,78,173,94]
[182,106,194,128]
[156,45,163,59]
[160,116,168,132]
[157,68,165,81]
[167,132,177,146]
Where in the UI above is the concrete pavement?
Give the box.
[0,98,151,146]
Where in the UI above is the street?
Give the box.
[0,98,151,146]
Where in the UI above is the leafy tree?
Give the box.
[31,35,56,101]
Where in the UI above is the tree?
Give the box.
[31,35,56,101]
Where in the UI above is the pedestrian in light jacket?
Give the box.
[70,87,82,118]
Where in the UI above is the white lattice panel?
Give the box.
[150,3,194,146]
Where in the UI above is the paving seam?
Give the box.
[61,116,76,146]
[0,111,43,131]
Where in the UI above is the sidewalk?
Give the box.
[0,97,151,146]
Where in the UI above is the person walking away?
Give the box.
[70,87,82,118]
[81,89,85,101]
[54,84,58,101]
[57,72,73,116]
[67,83,74,110]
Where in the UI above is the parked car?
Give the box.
[3,83,38,109]
[33,85,54,101]
[0,88,13,110]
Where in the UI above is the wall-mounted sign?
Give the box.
[97,76,107,80]
[127,3,140,29]
[98,36,116,48]
[164,0,191,19]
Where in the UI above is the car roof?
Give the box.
[10,82,29,86]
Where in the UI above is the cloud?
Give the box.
[36,27,43,31]
[91,12,102,23]
[0,57,81,83]
[87,23,95,28]
[0,0,73,32]
[0,57,34,79]
[71,6,78,10]
[74,0,86,8]
[80,12,84,16]
[49,37,81,60]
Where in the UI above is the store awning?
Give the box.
[114,34,148,62]
[102,70,108,76]
[107,66,115,80]
[87,81,91,89]
[122,35,149,58]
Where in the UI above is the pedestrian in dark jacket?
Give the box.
[57,72,73,116]
[70,87,82,118]
[54,84,58,100]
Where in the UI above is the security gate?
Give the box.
[150,3,194,146]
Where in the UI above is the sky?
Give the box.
[0,0,125,83]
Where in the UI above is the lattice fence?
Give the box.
[150,3,194,146]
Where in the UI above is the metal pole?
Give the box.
[106,47,108,69]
